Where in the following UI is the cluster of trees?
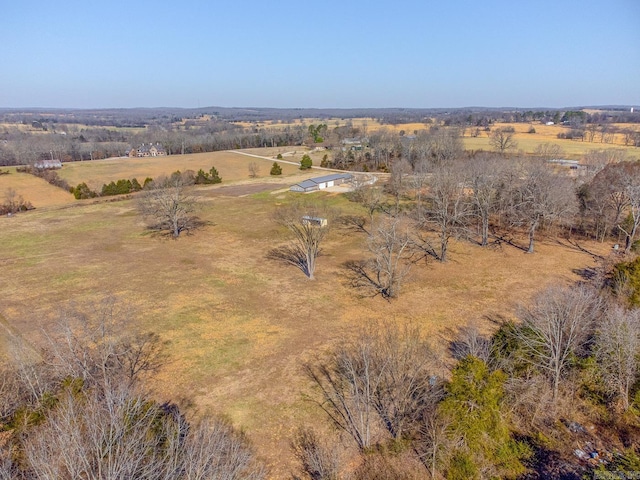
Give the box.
[331,127,465,172]
[336,155,576,298]
[557,123,640,146]
[101,178,144,196]
[16,166,72,192]
[0,187,33,215]
[0,119,310,166]
[294,274,640,479]
[194,166,222,185]
[0,297,266,479]
[272,148,639,299]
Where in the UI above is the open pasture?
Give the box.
[56,150,303,192]
[0,149,313,212]
[0,167,75,208]
[0,167,611,474]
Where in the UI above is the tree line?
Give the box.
[293,273,640,479]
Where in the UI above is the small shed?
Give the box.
[302,216,328,227]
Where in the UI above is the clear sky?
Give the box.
[1,0,638,109]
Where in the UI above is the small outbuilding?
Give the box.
[33,159,62,169]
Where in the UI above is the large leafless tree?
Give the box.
[346,214,417,299]
[271,201,333,280]
[2,298,266,480]
[516,284,602,402]
[595,305,640,411]
[504,159,576,253]
[489,128,518,154]
[138,173,199,238]
[466,155,506,246]
[418,160,471,262]
[305,322,439,451]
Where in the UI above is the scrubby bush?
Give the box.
[194,166,222,184]
[71,182,98,199]
[613,256,640,306]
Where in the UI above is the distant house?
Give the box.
[33,159,62,169]
[127,143,167,158]
[341,137,365,151]
[290,173,353,192]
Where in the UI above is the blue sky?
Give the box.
[1,0,638,109]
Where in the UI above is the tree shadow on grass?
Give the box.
[342,259,393,300]
[267,245,312,278]
[142,218,212,239]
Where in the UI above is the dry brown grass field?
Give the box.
[462,121,640,158]
[55,150,304,191]
[0,148,614,476]
[0,150,312,211]
[237,117,640,158]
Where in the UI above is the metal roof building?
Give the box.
[290,173,353,192]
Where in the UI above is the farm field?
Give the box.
[0,150,314,211]
[238,117,640,157]
[0,148,613,475]
[55,150,305,191]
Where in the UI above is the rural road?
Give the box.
[227,150,356,174]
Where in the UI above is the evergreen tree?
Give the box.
[209,166,222,184]
[300,154,312,170]
[440,356,530,479]
[270,162,282,175]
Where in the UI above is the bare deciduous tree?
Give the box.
[466,155,505,247]
[270,202,333,280]
[504,159,576,253]
[138,173,199,238]
[595,305,640,412]
[517,284,602,402]
[346,215,417,299]
[305,322,439,451]
[291,427,342,480]
[42,296,164,390]
[489,128,518,154]
[415,409,454,480]
[4,297,266,480]
[450,321,492,363]
[248,161,260,178]
[534,143,565,162]
[616,163,640,253]
[419,160,471,261]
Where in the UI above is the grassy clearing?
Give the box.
[0,167,75,208]
[462,135,639,158]
[56,150,302,192]
[0,173,612,475]
[462,122,640,158]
